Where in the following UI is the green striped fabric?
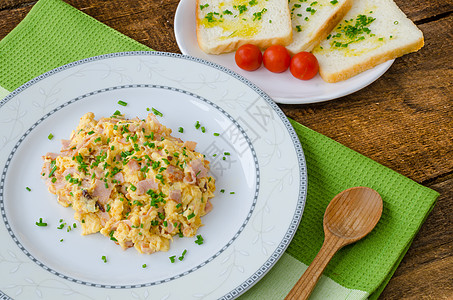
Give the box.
[0,0,439,298]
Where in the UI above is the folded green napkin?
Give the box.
[0,0,439,299]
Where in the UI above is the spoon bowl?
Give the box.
[285,186,383,300]
[324,186,383,242]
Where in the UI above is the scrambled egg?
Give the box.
[42,112,215,254]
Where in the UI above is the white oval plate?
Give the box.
[174,0,394,104]
[0,51,307,300]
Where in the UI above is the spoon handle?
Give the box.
[285,234,344,300]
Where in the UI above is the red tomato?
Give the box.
[290,52,319,80]
[262,45,291,73]
[235,44,263,71]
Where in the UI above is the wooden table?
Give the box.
[0,0,451,298]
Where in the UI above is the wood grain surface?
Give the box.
[0,0,452,298]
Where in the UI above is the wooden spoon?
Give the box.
[285,186,383,300]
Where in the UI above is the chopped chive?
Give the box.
[213,132,220,136]
[26,187,31,192]
[169,255,176,263]
[195,234,204,245]
[35,218,48,227]
[220,189,225,193]
[109,230,118,242]
[230,191,235,194]
[142,264,147,268]
[178,127,184,133]
[49,166,57,177]
[152,107,163,117]
[47,133,54,140]
[187,212,195,220]
[118,100,127,106]
[178,249,187,261]
[60,239,63,242]
[101,255,107,263]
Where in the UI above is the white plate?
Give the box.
[174,0,394,104]
[0,52,307,300]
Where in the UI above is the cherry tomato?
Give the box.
[235,44,263,71]
[262,45,291,73]
[290,52,319,80]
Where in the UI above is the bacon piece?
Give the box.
[62,168,76,177]
[97,211,110,226]
[113,172,124,183]
[81,179,91,188]
[41,161,51,177]
[164,221,175,234]
[118,137,128,145]
[75,135,95,153]
[183,141,197,151]
[205,200,213,214]
[98,117,123,125]
[124,241,134,248]
[140,244,155,254]
[165,165,184,182]
[94,167,104,179]
[92,179,113,205]
[136,179,159,195]
[184,159,208,184]
[184,172,195,185]
[52,175,67,190]
[110,219,132,230]
[61,139,71,151]
[127,159,140,171]
[43,152,59,160]
[169,190,182,202]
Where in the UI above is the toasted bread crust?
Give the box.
[198,34,293,55]
[196,0,293,54]
[287,0,353,55]
[319,37,424,83]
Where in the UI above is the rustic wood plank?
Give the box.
[382,256,453,299]
[0,4,31,38]
[0,0,34,10]
[281,15,453,183]
[381,177,453,299]
[0,1,451,299]
[65,0,181,52]
[394,0,453,23]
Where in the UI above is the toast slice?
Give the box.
[196,0,292,54]
[286,0,353,55]
[312,0,424,83]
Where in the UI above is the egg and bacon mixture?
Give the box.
[41,112,215,254]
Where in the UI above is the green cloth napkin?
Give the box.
[0,0,439,299]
